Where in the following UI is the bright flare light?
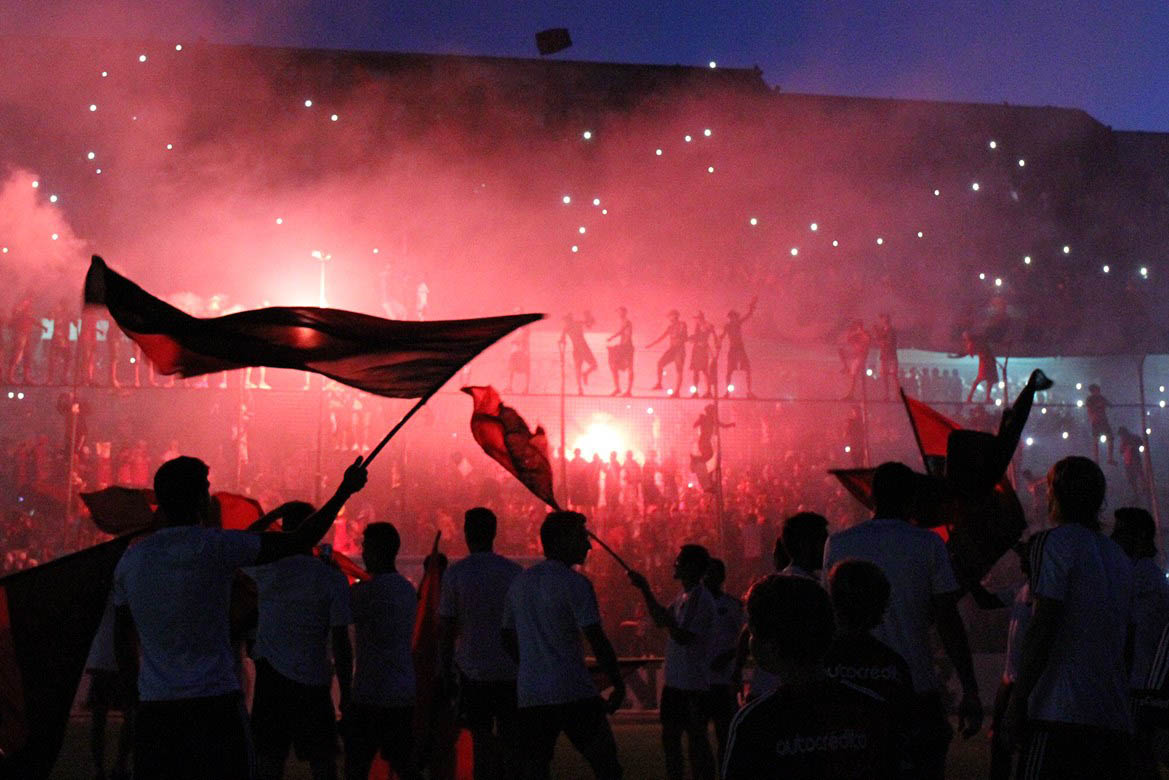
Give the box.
[917,231,924,238]
[572,418,628,460]
[304,99,313,107]
[727,384,735,393]
[994,278,1002,287]
[1141,267,1149,278]
[275,217,283,225]
[49,194,58,203]
[832,240,839,247]
[707,166,714,173]
[175,44,183,51]
[571,245,579,253]
[933,189,940,196]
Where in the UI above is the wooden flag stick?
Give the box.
[363,390,436,467]
[587,530,633,573]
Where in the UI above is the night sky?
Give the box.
[9,0,1169,132]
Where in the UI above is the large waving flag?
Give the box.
[85,256,541,398]
[461,386,559,509]
[901,390,960,476]
[0,536,134,779]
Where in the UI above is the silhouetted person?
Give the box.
[691,404,733,492]
[689,312,715,397]
[344,522,421,780]
[48,300,73,385]
[506,318,531,394]
[628,545,718,780]
[721,575,896,779]
[244,501,353,780]
[703,558,743,770]
[720,297,757,397]
[1117,426,1148,504]
[823,461,982,778]
[873,314,899,400]
[7,296,39,384]
[824,559,913,775]
[955,331,997,404]
[501,511,625,780]
[1003,457,1135,778]
[648,310,687,395]
[605,307,634,396]
[114,455,367,780]
[559,312,597,395]
[779,512,828,580]
[438,508,523,780]
[840,319,871,401]
[1086,384,1116,464]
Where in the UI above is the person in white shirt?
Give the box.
[779,511,828,580]
[823,461,982,779]
[702,558,744,769]
[343,522,419,780]
[113,455,367,780]
[244,501,354,780]
[629,544,718,780]
[1003,456,1135,778]
[501,511,624,780]
[438,507,523,780]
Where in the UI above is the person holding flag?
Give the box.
[113,455,368,780]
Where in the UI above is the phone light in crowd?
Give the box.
[1062,431,1069,440]
[994,278,1002,287]
[707,166,715,173]
[582,130,592,140]
[1159,400,1166,409]
[330,114,339,122]
[275,217,283,225]
[995,398,1003,406]
[727,384,735,393]
[31,180,39,188]
[1041,407,1048,414]
[933,189,941,196]
[166,144,173,150]
[96,169,101,174]
[1140,446,1146,453]
[175,44,183,51]
[87,151,95,160]
[667,388,675,395]
[6,392,12,399]
[1076,400,1084,407]
[1025,437,1034,446]
[49,194,58,203]
[1147,428,1153,435]
[372,248,379,254]
[579,226,586,234]
[101,71,108,77]
[16,392,24,400]
[832,240,839,247]
[51,233,59,240]
[129,357,136,364]
[562,195,571,204]
[998,381,1006,389]
[917,231,924,238]
[1160,386,1165,393]
[979,273,986,280]
[601,209,608,215]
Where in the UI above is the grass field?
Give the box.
[50,713,994,779]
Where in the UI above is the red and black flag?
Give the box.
[461,386,558,509]
[0,536,134,779]
[901,389,960,476]
[85,256,541,398]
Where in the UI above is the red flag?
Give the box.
[828,468,877,510]
[85,256,541,398]
[461,386,559,509]
[900,390,960,463]
[81,488,265,534]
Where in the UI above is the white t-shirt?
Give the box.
[1130,557,1169,688]
[351,571,417,707]
[1027,523,1133,731]
[1002,583,1031,684]
[438,551,523,682]
[245,554,352,687]
[113,525,261,701]
[823,517,959,693]
[709,591,745,687]
[502,559,601,707]
[664,584,716,691]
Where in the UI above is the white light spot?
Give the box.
[16,392,23,400]
[95,169,101,174]
[579,226,586,234]
[876,237,884,245]
[790,247,799,257]
[1102,265,1110,273]
[1160,400,1166,409]
[994,277,1003,287]
[166,143,173,150]
[979,273,986,281]
[1141,266,1149,278]
[592,198,601,206]
[1,247,7,253]
[582,130,592,140]
[998,381,1006,389]
[668,388,675,395]
[995,398,1003,406]
[1025,437,1034,446]
[844,446,852,453]
[971,182,980,191]
[1076,400,1084,407]
[372,248,379,254]
[689,386,698,394]
[101,71,108,77]
[1076,382,1083,390]
[1141,445,1147,453]
[1062,431,1069,440]
[810,222,818,231]
[1100,435,1108,443]
[655,148,663,156]
[1041,407,1047,414]
[709,61,717,68]
[129,357,136,364]
[49,194,58,203]
[51,233,59,240]
[865,368,873,377]
[1018,158,1026,167]
[749,217,758,226]
[5,392,11,399]
[1062,245,1071,254]
[707,166,714,173]
[1148,428,1153,435]
[330,114,338,122]
[917,231,924,238]
[571,245,579,253]
[933,189,940,196]
[727,384,735,393]
[89,104,97,112]
[138,54,147,62]
[175,44,183,51]
[304,99,313,107]
[1024,255,1032,265]
[87,151,95,160]
[704,128,712,137]
[989,140,997,149]
[832,240,839,247]
[646,407,654,414]
[684,135,692,142]
[275,217,283,225]
[562,195,571,204]
[601,208,608,215]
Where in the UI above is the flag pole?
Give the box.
[363,389,438,466]
[587,529,633,573]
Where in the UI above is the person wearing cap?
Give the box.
[719,297,757,398]
[113,455,368,780]
[605,307,634,396]
[647,310,688,396]
[689,312,715,398]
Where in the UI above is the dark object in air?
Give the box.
[536,28,572,56]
